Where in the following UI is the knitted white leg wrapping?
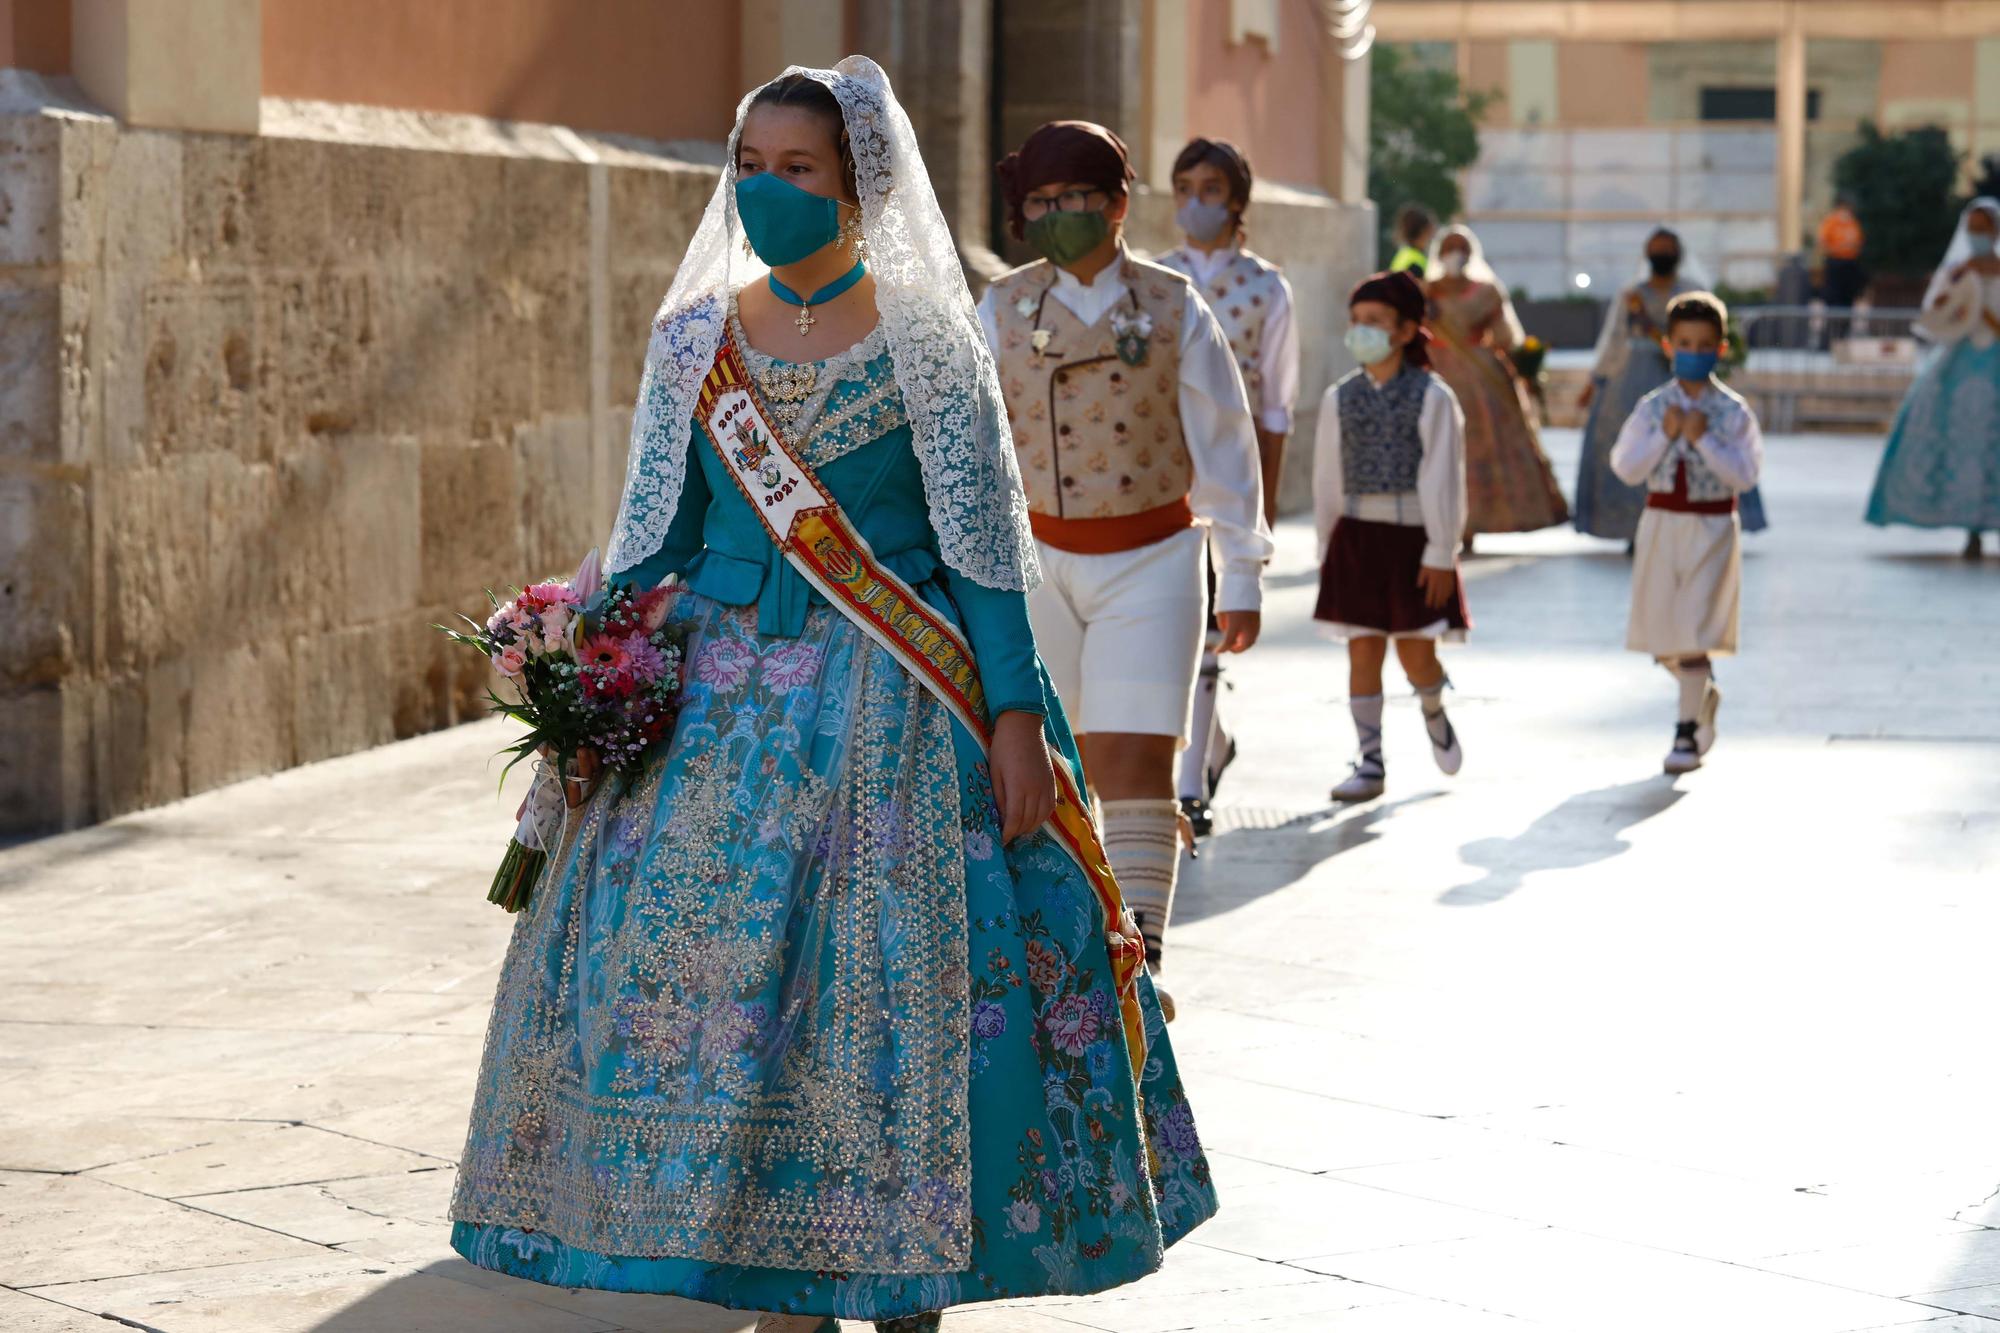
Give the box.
[1101,798,1182,963]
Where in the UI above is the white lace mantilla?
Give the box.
[606,56,1040,592]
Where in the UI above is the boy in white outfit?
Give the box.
[980,121,1272,1020]
[1610,291,1763,773]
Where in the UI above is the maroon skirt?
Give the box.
[1314,517,1471,636]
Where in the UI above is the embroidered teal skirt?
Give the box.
[450,591,1215,1320]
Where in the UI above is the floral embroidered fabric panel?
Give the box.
[451,601,972,1274]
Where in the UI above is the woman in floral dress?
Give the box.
[1422,224,1569,544]
[446,58,1215,1333]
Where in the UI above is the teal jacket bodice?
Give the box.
[622,348,1046,719]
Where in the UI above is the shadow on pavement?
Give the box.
[1176,793,1445,925]
[1444,776,1684,906]
[301,1261,752,1333]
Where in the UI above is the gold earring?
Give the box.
[842,209,867,260]
[742,235,754,260]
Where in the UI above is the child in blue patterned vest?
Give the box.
[1311,271,1470,802]
[1610,291,1763,773]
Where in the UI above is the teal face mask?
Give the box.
[736,171,841,267]
[1026,209,1111,267]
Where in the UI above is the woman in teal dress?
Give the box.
[448,59,1216,1331]
[1865,197,2000,557]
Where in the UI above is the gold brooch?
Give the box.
[756,363,818,404]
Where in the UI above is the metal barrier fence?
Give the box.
[1733,305,1923,432]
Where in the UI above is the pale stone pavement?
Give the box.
[4,429,1998,1332]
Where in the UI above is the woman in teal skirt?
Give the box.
[447,59,1216,1331]
[1866,197,2000,557]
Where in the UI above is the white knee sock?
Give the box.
[1350,693,1386,776]
[1102,798,1182,964]
[1675,660,1710,722]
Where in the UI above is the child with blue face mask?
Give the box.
[1609,291,1764,774]
[1311,270,1471,802]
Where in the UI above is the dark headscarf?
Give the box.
[996,120,1135,240]
[1349,270,1432,368]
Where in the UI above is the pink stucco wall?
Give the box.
[1181,0,1328,190]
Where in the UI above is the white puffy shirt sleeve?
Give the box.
[1692,396,1763,493]
[1312,381,1345,562]
[1257,272,1300,433]
[1177,282,1274,612]
[1417,380,1467,571]
[1609,393,1672,486]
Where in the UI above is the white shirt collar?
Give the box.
[1045,244,1134,328]
[1051,243,1130,296]
[1174,242,1242,287]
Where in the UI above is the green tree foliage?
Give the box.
[1369,44,1494,266]
[1832,122,1962,276]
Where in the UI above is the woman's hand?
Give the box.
[989,710,1057,844]
[562,746,603,809]
[1418,565,1457,610]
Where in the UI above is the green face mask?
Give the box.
[1026,208,1110,267]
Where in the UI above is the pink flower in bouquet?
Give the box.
[570,547,603,608]
[621,636,667,681]
[493,644,528,677]
[522,581,582,612]
[635,587,673,634]
[536,606,575,655]
[580,634,633,676]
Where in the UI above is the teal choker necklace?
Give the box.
[768,262,866,336]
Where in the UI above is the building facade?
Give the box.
[0,0,1374,833]
[1376,0,2000,296]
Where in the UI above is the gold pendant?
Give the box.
[795,303,815,336]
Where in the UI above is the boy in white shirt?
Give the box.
[1155,137,1299,834]
[1609,292,1763,773]
[979,121,1273,1018]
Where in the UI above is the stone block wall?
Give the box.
[1,69,1371,835]
[0,74,716,834]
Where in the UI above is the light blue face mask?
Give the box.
[1970,233,1997,258]
[735,171,842,267]
[1345,322,1395,367]
[1672,349,1720,381]
[1176,198,1235,245]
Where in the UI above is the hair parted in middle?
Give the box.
[1665,291,1728,336]
[745,72,859,201]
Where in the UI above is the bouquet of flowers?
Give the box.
[439,549,687,912]
[1510,334,1550,419]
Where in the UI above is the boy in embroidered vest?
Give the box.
[1156,137,1299,835]
[1609,291,1762,773]
[1312,271,1469,802]
[978,120,1272,1021]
